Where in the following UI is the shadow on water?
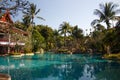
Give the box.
[0,54,120,80]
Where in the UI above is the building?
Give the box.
[0,10,27,54]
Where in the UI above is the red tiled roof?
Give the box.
[0,10,28,36]
[0,10,13,23]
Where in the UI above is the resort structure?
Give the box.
[0,10,27,54]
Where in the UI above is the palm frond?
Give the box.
[30,3,36,14]
[94,9,105,18]
[37,16,45,21]
[99,3,105,10]
[35,9,40,15]
[22,11,29,15]
[91,19,101,26]
[110,2,118,11]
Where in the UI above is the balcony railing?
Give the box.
[0,41,25,46]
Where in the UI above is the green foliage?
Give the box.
[103,53,120,60]
[72,25,83,39]
[2,1,119,54]
[59,22,71,35]
[24,36,32,53]
[22,16,31,30]
[32,28,44,52]
[58,22,72,47]
[112,26,120,53]
[22,3,44,28]
[39,25,53,40]
[9,52,21,55]
[92,2,120,29]
[14,21,28,31]
[89,2,120,54]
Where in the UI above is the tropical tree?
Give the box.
[22,3,45,52]
[115,16,120,27]
[58,22,71,47]
[91,2,120,29]
[23,3,45,30]
[111,20,120,53]
[102,29,116,54]
[22,16,31,30]
[14,21,27,31]
[39,25,54,50]
[72,25,83,39]
[71,25,84,49]
[32,28,44,52]
[53,30,60,49]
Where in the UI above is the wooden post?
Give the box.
[8,33,11,54]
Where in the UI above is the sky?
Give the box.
[14,0,120,34]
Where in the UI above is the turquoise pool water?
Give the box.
[0,53,120,80]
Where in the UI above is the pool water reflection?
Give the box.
[0,53,120,80]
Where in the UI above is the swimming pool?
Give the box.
[0,53,120,80]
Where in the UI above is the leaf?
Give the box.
[35,9,40,15]
[37,16,45,21]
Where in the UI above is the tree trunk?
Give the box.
[106,45,111,54]
[8,33,11,54]
[106,20,111,29]
[64,33,66,47]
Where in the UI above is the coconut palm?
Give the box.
[72,25,83,49]
[53,30,60,48]
[58,22,71,47]
[23,3,45,28]
[91,2,120,29]
[72,25,83,39]
[22,3,45,52]
[95,24,105,31]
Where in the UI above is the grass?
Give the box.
[103,53,120,60]
[9,52,21,55]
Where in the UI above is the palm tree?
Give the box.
[91,2,120,29]
[23,3,45,29]
[53,30,59,49]
[58,22,71,47]
[23,3,45,52]
[72,25,83,39]
[72,25,83,49]
[96,24,105,31]
[22,15,31,30]
[102,29,116,54]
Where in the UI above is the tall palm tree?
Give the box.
[23,3,45,29]
[72,25,83,39]
[22,15,31,30]
[91,2,120,29]
[59,22,71,47]
[23,3,45,52]
[72,25,83,49]
[53,30,59,49]
[95,24,105,31]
